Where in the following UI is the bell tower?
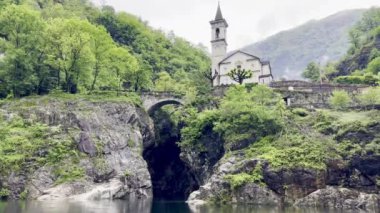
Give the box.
[210,3,228,86]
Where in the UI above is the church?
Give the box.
[210,4,274,86]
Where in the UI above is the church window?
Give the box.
[216,28,220,38]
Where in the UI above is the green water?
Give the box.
[0,200,361,213]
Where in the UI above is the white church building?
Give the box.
[210,4,273,86]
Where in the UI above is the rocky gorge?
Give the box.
[0,95,379,212]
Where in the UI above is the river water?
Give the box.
[0,200,358,213]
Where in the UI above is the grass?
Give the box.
[224,163,265,189]
[319,109,379,125]
[54,164,85,184]
[0,112,88,188]
[0,90,143,110]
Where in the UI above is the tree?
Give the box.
[126,56,152,92]
[154,71,176,92]
[227,68,253,84]
[104,47,138,95]
[201,68,217,86]
[349,29,361,49]
[358,87,380,109]
[88,25,115,92]
[251,84,281,106]
[96,7,211,94]
[0,5,45,97]
[45,18,95,93]
[329,90,352,110]
[357,7,380,34]
[366,57,380,75]
[323,62,338,81]
[302,62,321,83]
[214,85,284,150]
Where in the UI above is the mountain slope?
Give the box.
[242,9,366,79]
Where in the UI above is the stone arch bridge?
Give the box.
[140,91,184,114]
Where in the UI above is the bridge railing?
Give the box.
[270,80,368,93]
[89,89,184,98]
[139,90,184,99]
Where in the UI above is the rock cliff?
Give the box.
[187,110,380,211]
[0,97,155,200]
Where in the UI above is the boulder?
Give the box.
[294,186,380,211]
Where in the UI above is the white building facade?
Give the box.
[210,4,273,86]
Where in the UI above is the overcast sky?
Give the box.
[95,0,379,51]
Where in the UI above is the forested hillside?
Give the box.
[242,9,365,79]
[0,0,210,99]
[301,7,380,86]
[331,7,380,84]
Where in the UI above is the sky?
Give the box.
[94,0,379,51]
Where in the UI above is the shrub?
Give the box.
[329,90,352,110]
[0,188,10,198]
[292,108,309,117]
[224,163,265,189]
[224,173,254,189]
[54,165,85,184]
[246,133,339,171]
[335,76,364,84]
[366,57,380,75]
[358,87,380,108]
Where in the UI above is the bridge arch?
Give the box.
[140,92,184,115]
[147,99,183,115]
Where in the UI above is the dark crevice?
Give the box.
[143,108,199,200]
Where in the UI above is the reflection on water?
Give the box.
[0,199,362,213]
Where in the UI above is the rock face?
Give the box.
[295,186,380,210]
[0,98,155,200]
[188,156,282,206]
[180,128,225,185]
[188,153,380,211]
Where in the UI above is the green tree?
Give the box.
[323,62,338,81]
[251,84,281,106]
[366,57,380,75]
[329,90,352,110]
[349,29,361,49]
[127,56,152,92]
[154,71,176,92]
[88,25,115,92]
[356,7,380,34]
[96,5,210,94]
[214,85,284,149]
[45,18,95,93]
[0,5,45,97]
[302,62,321,83]
[104,47,139,95]
[227,68,253,84]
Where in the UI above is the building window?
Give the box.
[237,65,242,69]
[216,28,220,39]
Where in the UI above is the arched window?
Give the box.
[216,28,220,39]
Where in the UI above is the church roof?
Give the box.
[219,50,261,65]
[215,3,224,20]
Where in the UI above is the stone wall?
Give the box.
[270,81,368,108]
[212,81,369,108]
